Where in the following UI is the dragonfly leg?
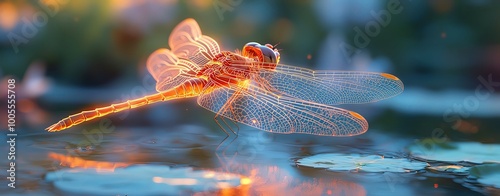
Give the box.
[213,114,230,137]
[198,81,231,135]
[198,81,238,147]
[214,114,234,152]
[213,86,246,136]
[226,104,240,134]
[213,90,247,153]
[214,114,239,155]
[219,89,246,135]
[218,114,236,135]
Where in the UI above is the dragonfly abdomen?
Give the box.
[46,79,208,132]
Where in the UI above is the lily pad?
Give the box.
[46,165,249,195]
[469,164,500,188]
[296,153,428,172]
[408,141,500,164]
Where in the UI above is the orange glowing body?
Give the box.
[47,18,404,136]
[46,79,208,131]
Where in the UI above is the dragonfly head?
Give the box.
[242,42,280,64]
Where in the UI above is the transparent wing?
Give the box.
[228,62,404,105]
[168,18,220,66]
[268,64,404,105]
[146,18,223,92]
[197,83,368,136]
[146,48,200,92]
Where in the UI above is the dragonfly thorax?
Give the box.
[195,62,221,79]
[195,42,282,88]
[194,51,260,88]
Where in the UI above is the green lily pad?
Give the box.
[408,141,500,164]
[469,164,500,188]
[296,153,428,172]
[46,165,248,195]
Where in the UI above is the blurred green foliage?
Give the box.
[1,0,500,89]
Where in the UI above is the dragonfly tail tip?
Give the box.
[46,123,61,132]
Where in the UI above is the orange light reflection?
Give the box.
[49,152,130,172]
[49,154,365,195]
[152,177,198,185]
[209,164,366,196]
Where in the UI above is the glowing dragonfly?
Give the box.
[46,18,404,136]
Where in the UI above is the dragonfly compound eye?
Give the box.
[260,44,280,64]
[242,42,261,58]
[242,42,280,64]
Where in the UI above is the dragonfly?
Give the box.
[46,18,404,136]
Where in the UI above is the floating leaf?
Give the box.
[408,142,500,164]
[469,164,500,188]
[46,165,249,195]
[296,153,428,172]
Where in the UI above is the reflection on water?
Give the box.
[222,164,366,196]
[46,156,249,195]
[1,126,491,195]
[46,152,366,196]
[49,152,130,171]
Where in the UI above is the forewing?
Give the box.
[197,83,368,136]
[255,63,404,105]
[168,18,220,65]
[146,48,200,92]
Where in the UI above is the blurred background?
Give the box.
[1,0,498,139]
[1,0,500,195]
